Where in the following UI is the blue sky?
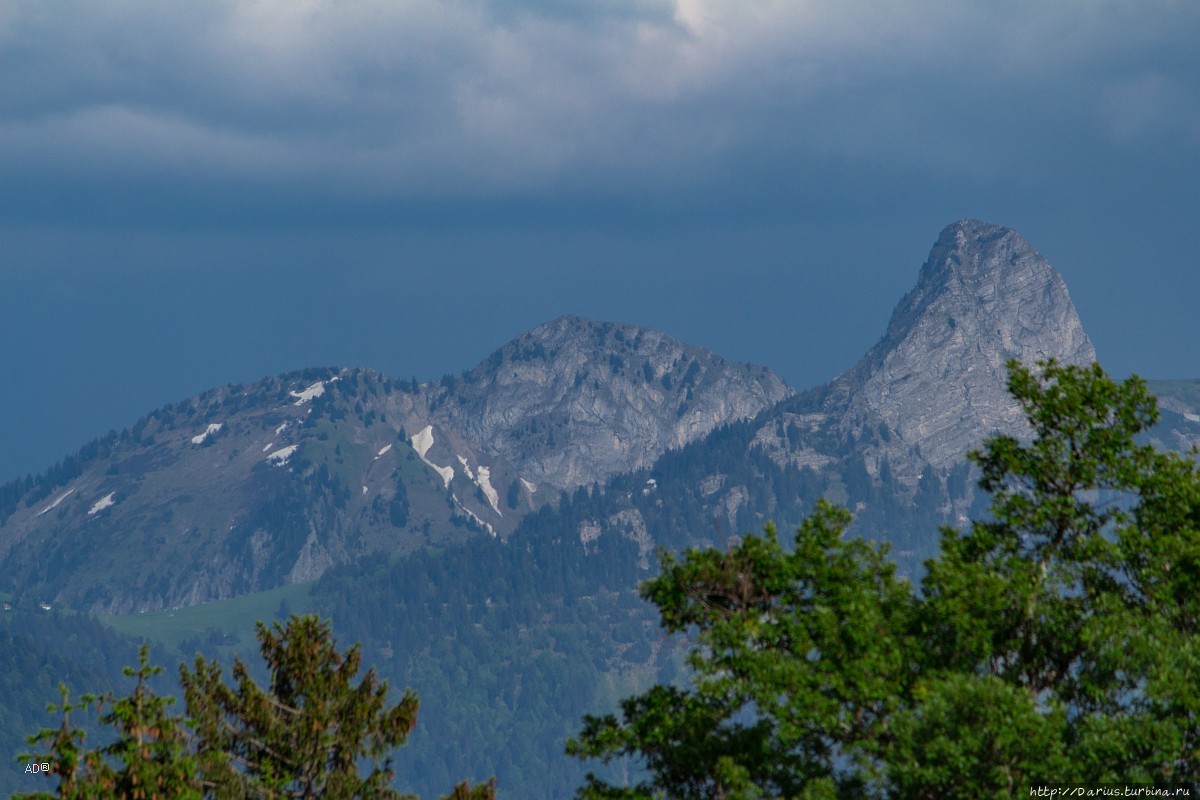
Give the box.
[1,0,1198,482]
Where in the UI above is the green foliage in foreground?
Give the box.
[19,615,494,800]
[1,611,155,797]
[569,360,1200,798]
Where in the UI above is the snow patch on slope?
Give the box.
[88,492,116,516]
[410,425,454,488]
[454,454,500,515]
[191,423,222,445]
[376,444,393,459]
[457,455,474,480]
[266,445,299,466]
[451,493,496,537]
[520,478,537,494]
[430,463,453,487]
[289,376,338,406]
[476,466,501,515]
[411,425,435,457]
[37,488,76,516]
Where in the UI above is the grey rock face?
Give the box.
[840,219,1094,469]
[427,316,793,490]
[0,220,1099,612]
[756,219,1095,487]
[1146,380,1200,455]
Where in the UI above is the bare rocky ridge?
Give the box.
[425,316,793,490]
[0,220,1122,612]
[560,220,1104,578]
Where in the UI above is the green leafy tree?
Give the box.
[440,779,497,800]
[568,503,913,799]
[569,360,1200,798]
[916,360,1200,791]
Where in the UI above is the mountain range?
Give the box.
[3,219,1199,797]
[0,315,790,612]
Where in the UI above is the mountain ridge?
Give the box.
[0,319,789,612]
[427,314,792,489]
[554,220,1110,574]
[5,219,1193,616]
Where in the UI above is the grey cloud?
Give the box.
[0,0,1196,221]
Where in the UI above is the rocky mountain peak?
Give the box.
[835,219,1095,470]
[922,218,1035,284]
[866,219,1094,372]
[524,314,611,344]
[427,316,792,489]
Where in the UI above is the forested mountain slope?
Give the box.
[0,322,787,614]
[0,606,167,797]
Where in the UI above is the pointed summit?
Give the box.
[830,219,1094,470]
[860,220,1094,376]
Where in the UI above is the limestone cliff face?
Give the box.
[756,219,1095,489]
[841,219,1094,468]
[427,316,793,490]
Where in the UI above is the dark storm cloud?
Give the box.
[1,1,1196,225]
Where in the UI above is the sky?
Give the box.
[1,0,1198,483]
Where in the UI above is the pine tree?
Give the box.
[180,615,419,799]
[18,645,199,800]
[22,616,496,799]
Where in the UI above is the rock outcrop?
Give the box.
[0,219,1107,612]
[835,219,1094,468]
[753,219,1095,493]
[426,316,792,490]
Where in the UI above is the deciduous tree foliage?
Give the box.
[20,615,495,800]
[569,360,1200,798]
